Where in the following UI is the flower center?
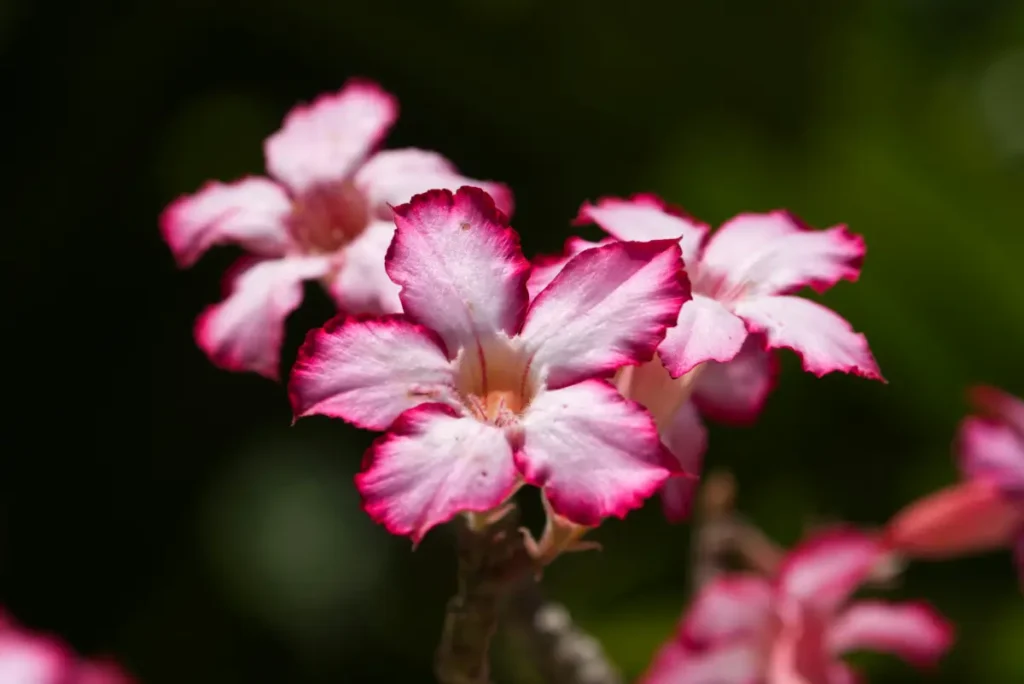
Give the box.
[455,335,539,427]
[287,179,370,254]
[692,266,748,304]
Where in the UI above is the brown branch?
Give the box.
[435,507,534,684]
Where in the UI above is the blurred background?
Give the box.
[3,0,1023,681]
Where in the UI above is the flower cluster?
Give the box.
[0,613,132,684]
[156,77,1023,683]
[643,530,951,684]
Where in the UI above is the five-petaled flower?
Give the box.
[0,612,134,684]
[530,195,884,520]
[885,385,1024,586]
[288,186,690,542]
[641,529,953,684]
[160,79,512,379]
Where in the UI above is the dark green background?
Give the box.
[2,0,1022,681]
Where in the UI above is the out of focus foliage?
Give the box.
[2,0,1022,682]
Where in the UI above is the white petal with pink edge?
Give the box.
[264,80,398,192]
[576,195,709,268]
[692,336,777,425]
[776,528,882,612]
[681,575,774,646]
[659,401,707,523]
[642,641,762,684]
[699,211,864,296]
[733,296,883,380]
[328,220,403,316]
[828,601,953,667]
[356,405,519,543]
[0,630,71,683]
[520,240,688,389]
[525,237,609,301]
[386,187,529,357]
[195,256,331,379]
[289,314,458,429]
[160,177,292,268]
[958,416,1024,495]
[658,294,749,377]
[516,379,677,525]
[356,148,513,218]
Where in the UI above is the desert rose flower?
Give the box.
[885,385,1024,585]
[0,613,133,683]
[574,195,882,380]
[161,79,512,379]
[289,186,689,542]
[641,530,952,684]
[533,196,883,520]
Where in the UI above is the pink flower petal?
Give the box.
[692,335,779,425]
[828,601,953,668]
[328,220,403,315]
[659,401,707,523]
[0,629,71,683]
[970,385,1024,435]
[699,211,864,296]
[516,379,678,525]
[195,256,331,379]
[356,404,519,543]
[519,240,689,388]
[386,187,529,356]
[768,602,833,684]
[576,194,709,268]
[641,641,762,684]
[289,314,458,429]
[659,295,749,377]
[264,80,398,192]
[733,296,883,381]
[160,177,292,268]
[958,415,1024,496]
[884,479,1021,558]
[525,237,610,301]
[776,528,882,613]
[681,574,774,647]
[356,148,513,217]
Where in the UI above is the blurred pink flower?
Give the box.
[531,196,881,521]
[161,79,512,379]
[289,187,689,542]
[0,612,133,683]
[885,385,1024,585]
[641,529,952,684]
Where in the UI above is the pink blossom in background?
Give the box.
[641,529,953,684]
[0,613,133,684]
[530,195,881,521]
[885,385,1024,585]
[161,79,512,379]
[573,194,881,381]
[289,186,690,542]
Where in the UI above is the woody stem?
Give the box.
[435,505,534,684]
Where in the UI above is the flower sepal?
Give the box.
[523,495,603,574]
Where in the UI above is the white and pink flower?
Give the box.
[885,385,1024,585]
[288,186,690,542]
[0,613,133,684]
[641,529,953,684]
[161,79,512,379]
[532,195,883,520]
